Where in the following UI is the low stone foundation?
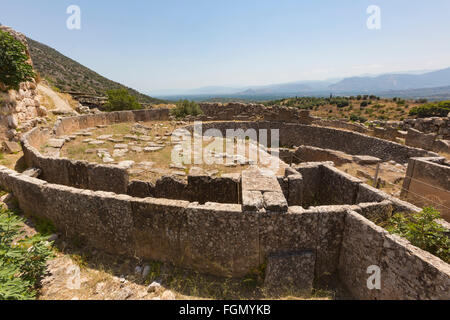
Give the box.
[0,165,448,299]
[402,157,450,221]
[128,173,241,204]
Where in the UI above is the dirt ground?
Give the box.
[338,161,407,199]
[58,121,286,183]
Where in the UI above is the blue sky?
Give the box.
[2,0,450,94]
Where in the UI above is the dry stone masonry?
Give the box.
[4,106,448,299]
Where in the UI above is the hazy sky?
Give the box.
[2,0,450,94]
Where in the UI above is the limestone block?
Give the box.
[263,191,288,213]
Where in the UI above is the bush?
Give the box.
[360,101,369,108]
[0,208,53,300]
[409,101,450,118]
[104,89,142,112]
[349,113,368,123]
[171,100,203,119]
[0,30,35,90]
[386,207,449,263]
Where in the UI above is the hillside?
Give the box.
[26,37,164,104]
[329,68,450,92]
[265,95,428,122]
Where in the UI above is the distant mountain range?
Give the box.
[155,67,450,101]
[26,37,164,104]
[329,68,450,92]
[24,33,450,102]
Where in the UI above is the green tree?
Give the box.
[0,30,35,91]
[409,101,450,118]
[386,207,449,263]
[171,100,203,119]
[104,89,142,111]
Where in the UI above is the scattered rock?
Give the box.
[144,146,164,152]
[147,281,162,293]
[97,135,113,140]
[47,138,65,148]
[130,146,143,152]
[118,160,135,169]
[102,156,114,163]
[113,288,133,300]
[113,149,128,158]
[88,140,105,146]
[161,290,176,300]
[2,141,21,154]
[21,168,41,178]
[353,155,381,165]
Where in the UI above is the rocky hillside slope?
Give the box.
[26,37,164,104]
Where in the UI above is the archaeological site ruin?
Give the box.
[0,24,449,301]
[0,102,446,300]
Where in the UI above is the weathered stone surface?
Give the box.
[263,192,288,213]
[353,155,382,165]
[47,138,65,148]
[21,167,41,178]
[287,174,303,206]
[405,128,436,150]
[242,191,264,212]
[2,141,21,154]
[264,251,315,295]
[241,169,282,193]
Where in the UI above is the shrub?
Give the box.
[0,208,53,300]
[171,100,203,119]
[360,101,369,108]
[386,207,449,263]
[0,30,35,90]
[104,89,142,112]
[409,101,450,118]
[349,113,367,123]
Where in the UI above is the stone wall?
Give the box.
[0,165,448,298]
[0,26,42,142]
[405,128,450,154]
[371,116,450,140]
[339,210,450,299]
[401,157,450,221]
[128,173,241,204]
[194,121,436,164]
[198,102,313,124]
[311,118,370,134]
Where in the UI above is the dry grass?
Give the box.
[58,92,79,110]
[42,233,335,300]
[310,98,421,122]
[38,89,56,110]
[59,121,286,183]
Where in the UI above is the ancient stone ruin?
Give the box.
[0,104,446,300]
